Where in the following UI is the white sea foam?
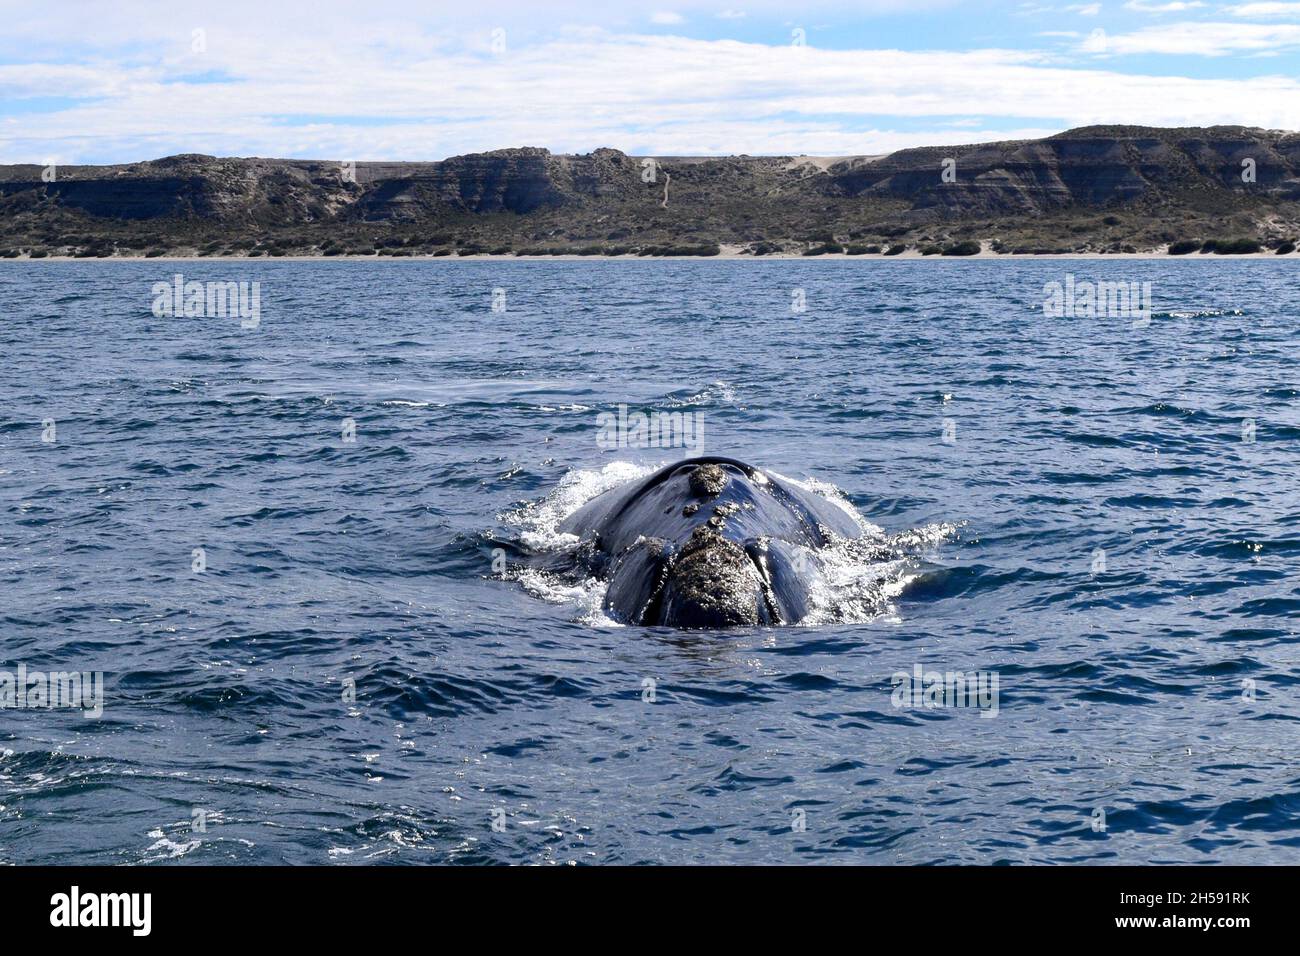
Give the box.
[501,460,658,553]
[498,461,662,623]
[799,522,959,626]
[512,566,618,626]
[663,380,740,408]
[143,828,201,860]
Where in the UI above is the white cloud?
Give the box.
[1123,1,1207,13]
[0,4,1297,164]
[1081,20,1300,54]
[1081,27,1110,51]
[651,11,685,25]
[1226,2,1300,16]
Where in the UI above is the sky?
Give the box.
[1,0,1299,164]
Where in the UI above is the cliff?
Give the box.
[2,126,1298,256]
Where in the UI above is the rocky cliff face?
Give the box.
[2,126,1298,255]
[822,128,1300,218]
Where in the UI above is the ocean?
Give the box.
[2,258,1297,864]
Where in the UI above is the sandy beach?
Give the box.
[11,248,1300,263]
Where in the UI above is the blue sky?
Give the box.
[1,0,1298,163]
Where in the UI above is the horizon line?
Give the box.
[5,122,1299,169]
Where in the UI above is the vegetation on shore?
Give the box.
[4,233,1295,258]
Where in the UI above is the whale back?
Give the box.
[560,457,862,556]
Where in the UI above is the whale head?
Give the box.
[562,458,859,629]
[652,527,769,627]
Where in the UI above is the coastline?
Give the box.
[7,250,1299,262]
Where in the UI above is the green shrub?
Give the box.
[942,241,981,257]
[29,249,49,258]
[845,244,882,255]
[1276,241,1296,255]
[1168,240,1200,255]
[884,244,907,256]
[1209,238,1262,255]
[919,244,943,256]
[638,243,720,257]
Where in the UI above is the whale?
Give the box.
[555,457,864,628]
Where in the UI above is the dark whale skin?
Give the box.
[558,457,863,628]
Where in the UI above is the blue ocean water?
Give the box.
[1,258,1298,865]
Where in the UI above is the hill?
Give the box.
[2,126,1299,256]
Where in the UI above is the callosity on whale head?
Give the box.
[557,457,863,628]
